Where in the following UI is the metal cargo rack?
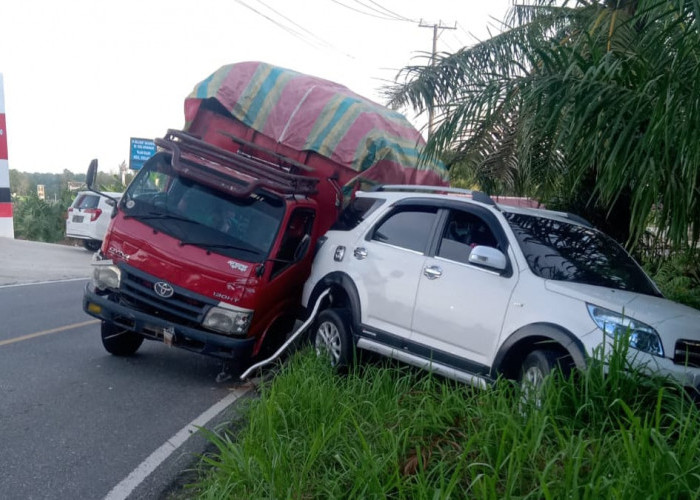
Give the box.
[156,129,319,198]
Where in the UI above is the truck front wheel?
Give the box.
[101,321,144,356]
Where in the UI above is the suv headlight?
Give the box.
[203,305,253,335]
[93,265,121,291]
[587,304,664,357]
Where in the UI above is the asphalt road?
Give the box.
[0,239,255,499]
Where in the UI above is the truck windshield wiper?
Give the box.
[178,240,261,255]
[124,211,193,223]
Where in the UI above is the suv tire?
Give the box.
[519,349,571,408]
[101,321,144,356]
[313,309,353,368]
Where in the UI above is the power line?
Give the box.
[235,0,317,48]
[253,0,340,52]
[366,0,416,22]
[330,0,404,21]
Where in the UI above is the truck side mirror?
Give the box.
[86,159,98,190]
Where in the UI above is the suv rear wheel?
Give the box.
[101,321,144,356]
[313,309,353,368]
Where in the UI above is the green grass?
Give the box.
[189,346,700,499]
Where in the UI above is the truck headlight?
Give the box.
[587,304,664,357]
[93,265,121,291]
[203,305,253,335]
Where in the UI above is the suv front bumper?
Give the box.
[83,283,256,361]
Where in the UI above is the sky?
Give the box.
[0,0,511,175]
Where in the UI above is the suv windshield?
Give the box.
[505,212,661,297]
[122,153,284,261]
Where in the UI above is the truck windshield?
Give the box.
[122,153,285,261]
[505,212,661,297]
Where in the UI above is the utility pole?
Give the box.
[418,20,457,137]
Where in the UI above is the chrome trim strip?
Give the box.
[356,338,489,389]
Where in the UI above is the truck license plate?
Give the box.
[72,215,84,223]
[163,326,175,346]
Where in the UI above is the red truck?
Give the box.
[82,61,447,373]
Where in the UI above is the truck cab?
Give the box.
[84,131,333,363]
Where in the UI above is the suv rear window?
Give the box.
[331,197,384,231]
[74,194,100,209]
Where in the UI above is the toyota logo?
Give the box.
[153,281,175,298]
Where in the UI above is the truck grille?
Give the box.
[118,264,212,327]
[673,339,700,368]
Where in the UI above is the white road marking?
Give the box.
[0,277,90,289]
[103,382,255,500]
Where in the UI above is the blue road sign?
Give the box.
[129,138,157,170]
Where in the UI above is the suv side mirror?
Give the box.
[468,245,507,272]
[86,159,98,191]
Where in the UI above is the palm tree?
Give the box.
[385,0,700,250]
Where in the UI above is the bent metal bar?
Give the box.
[0,73,14,238]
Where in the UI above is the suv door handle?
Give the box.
[423,265,443,280]
[354,247,368,260]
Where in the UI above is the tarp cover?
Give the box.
[184,61,448,186]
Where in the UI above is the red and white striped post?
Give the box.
[0,73,15,238]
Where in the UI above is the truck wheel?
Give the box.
[312,309,353,369]
[519,349,570,409]
[83,240,102,252]
[101,321,144,356]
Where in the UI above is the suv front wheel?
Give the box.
[313,309,353,368]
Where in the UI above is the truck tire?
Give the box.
[101,321,144,356]
[312,308,354,369]
[83,240,102,252]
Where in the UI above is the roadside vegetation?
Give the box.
[191,344,700,499]
[9,168,130,243]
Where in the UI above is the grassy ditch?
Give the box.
[190,347,700,499]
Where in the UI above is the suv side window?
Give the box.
[370,206,438,253]
[437,210,498,264]
[272,208,316,277]
[331,197,384,231]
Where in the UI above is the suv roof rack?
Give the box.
[373,185,497,206]
[156,130,318,198]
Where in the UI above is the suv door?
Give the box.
[410,207,519,370]
[353,204,439,339]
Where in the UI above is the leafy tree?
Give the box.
[385,0,700,250]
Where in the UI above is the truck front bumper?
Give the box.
[83,284,256,361]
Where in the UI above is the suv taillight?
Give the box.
[67,207,73,220]
[84,208,102,222]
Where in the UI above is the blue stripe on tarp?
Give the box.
[309,96,362,152]
[195,72,217,99]
[244,67,285,126]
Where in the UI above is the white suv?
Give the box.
[66,191,122,251]
[302,186,700,394]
